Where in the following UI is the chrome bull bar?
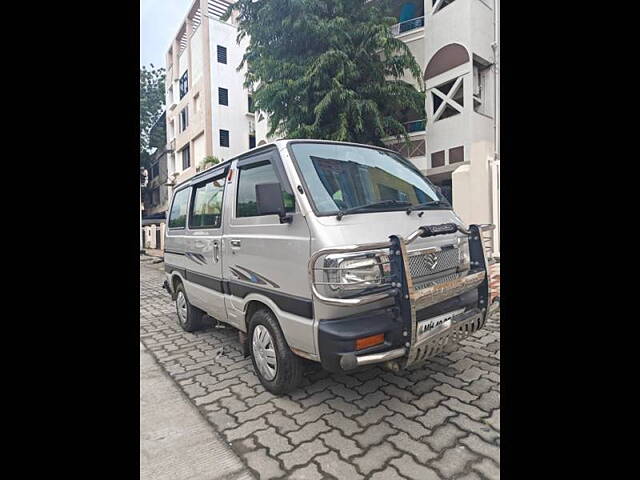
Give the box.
[308,223,494,307]
[309,223,494,368]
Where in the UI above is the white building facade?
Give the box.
[383,0,500,256]
[165,0,264,188]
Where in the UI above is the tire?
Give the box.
[249,308,304,394]
[174,282,205,332]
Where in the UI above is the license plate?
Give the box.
[416,309,464,342]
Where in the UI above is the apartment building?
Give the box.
[165,0,263,188]
[382,0,500,256]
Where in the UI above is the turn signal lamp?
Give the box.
[355,334,384,351]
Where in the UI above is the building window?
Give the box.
[217,45,227,64]
[249,135,256,149]
[248,95,254,113]
[181,145,191,170]
[168,187,190,229]
[189,178,225,229]
[220,129,229,147]
[432,0,456,14]
[431,150,445,168]
[449,146,464,163]
[179,71,188,99]
[152,188,160,205]
[218,87,228,106]
[236,161,294,217]
[151,163,159,179]
[179,106,189,132]
[431,77,463,121]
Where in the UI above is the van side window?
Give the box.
[236,160,295,217]
[168,188,190,229]
[190,178,225,228]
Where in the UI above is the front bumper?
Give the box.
[318,287,482,372]
[312,223,493,372]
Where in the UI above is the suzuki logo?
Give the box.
[426,252,438,270]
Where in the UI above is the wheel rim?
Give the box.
[176,291,187,325]
[252,325,277,381]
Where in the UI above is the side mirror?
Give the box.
[255,182,292,224]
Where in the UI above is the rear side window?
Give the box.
[236,160,295,217]
[190,178,225,228]
[168,188,190,229]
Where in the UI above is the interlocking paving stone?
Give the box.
[140,262,500,480]
[288,419,332,445]
[431,446,479,478]
[279,439,329,470]
[254,427,294,456]
[424,423,468,452]
[352,442,403,475]
[460,433,500,464]
[442,398,490,420]
[369,465,408,480]
[387,431,438,462]
[288,462,324,480]
[472,458,501,479]
[352,422,397,448]
[416,404,457,430]
[322,411,363,436]
[315,450,364,479]
[390,454,442,480]
[242,448,284,480]
[320,430,363,459]
[473,390,501,413]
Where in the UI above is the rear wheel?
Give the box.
[175,282,205,332]
[249,308,304,394]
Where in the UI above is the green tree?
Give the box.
[140,64,166,167]
[226,0,424,145]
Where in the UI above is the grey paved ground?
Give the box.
[141,340,254,480]
[141,261,500,480]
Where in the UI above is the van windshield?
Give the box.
[289,142,451,216]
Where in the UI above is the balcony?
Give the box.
[404,119,426,133]
[390,16,425,36]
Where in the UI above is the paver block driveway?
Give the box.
[140,261,500,479]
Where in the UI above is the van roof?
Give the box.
[177,139,406,187]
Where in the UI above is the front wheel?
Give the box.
[249,308,304,394]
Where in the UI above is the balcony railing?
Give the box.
[390,16,425,36]
[404,119,426,133]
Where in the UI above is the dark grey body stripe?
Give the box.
[164,264,313,319]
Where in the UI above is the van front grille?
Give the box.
[408,247,459,284]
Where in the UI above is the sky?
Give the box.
[140,0,192,68]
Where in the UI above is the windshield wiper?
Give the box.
[336,200,412,220]
[406,199,450,214]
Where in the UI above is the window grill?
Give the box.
[220,129,229,147]
[217,45,227,64]
[218,87,228,106]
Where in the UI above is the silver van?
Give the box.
[163,140,494,394]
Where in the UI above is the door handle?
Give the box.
[230,239,241,248]
[212,240,220,263]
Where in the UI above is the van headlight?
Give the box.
[323,252,390,296]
